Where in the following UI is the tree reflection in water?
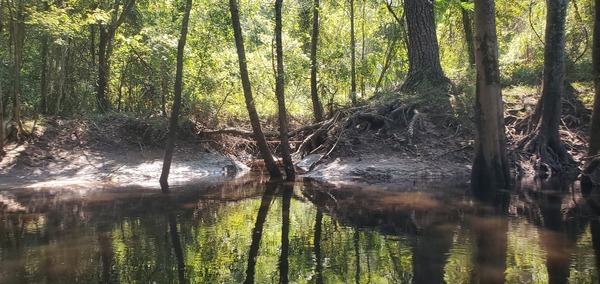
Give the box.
[244,182,277,284]
[0,178,600,283]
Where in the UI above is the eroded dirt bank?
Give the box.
[0,113,473,190]
[0,117,247,189]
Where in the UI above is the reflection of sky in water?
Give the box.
[0,181,599,283]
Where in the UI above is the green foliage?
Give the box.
[0,0,595,126]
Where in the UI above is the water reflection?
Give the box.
[1,178,600,283]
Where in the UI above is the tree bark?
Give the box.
[229,0,282,179]
[518,0,574,175]
[471,0,510,190]
[350,0,357,104]
[583,0,600,188]
[0,68,4,153]
[461,0,476,67]
[275,0,295,180]
[589,0,600,157]
[7,0,25,137]
[401,0,449,92]
[159,0,193,193]
[310,0,324,122]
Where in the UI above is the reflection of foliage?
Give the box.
[504,220,547,283]
[569,225,600,283]
[2,182,600,283]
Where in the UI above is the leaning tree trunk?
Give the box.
[310,0,324,122]
[471,0,511,191]
[159,0,193,192]
[229,0,282,179]
[518,0,574,176]
[401,0,450,92]
[275,0,295,180]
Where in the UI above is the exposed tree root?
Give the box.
[514,131,577,178]
[507,82,590,178]
[200,99,423,167]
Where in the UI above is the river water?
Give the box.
[1,177,599,283]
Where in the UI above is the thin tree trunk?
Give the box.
[97,28,110,112]
[90,25,96,66]
[161,60,168,117]
[589,0,600,157]
[229,0,282,179]
[40,3,49,115]
[360,0,366,98]
[310,0,324,122]
[54,43,68,116]
[275,0,295,180]
[159,0,193,192]
[461,0,475,67]
[471,0,510,190]
[375,37,397,93]
[0,71,4,153]
[350,0,357,104]
[7,0,25,138]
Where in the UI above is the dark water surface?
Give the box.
[1,177,600,283]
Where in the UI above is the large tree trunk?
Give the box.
[518,0,574,176]
[275,0,295,180]
[471,0,510,190]
[461,0,475,67]
[310,0,324,122]
[160,0,193,192]
[229,0,282,179]
[401,0,449,92]
[350,0,357,104]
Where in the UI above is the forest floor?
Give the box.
[0,84,593,190]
